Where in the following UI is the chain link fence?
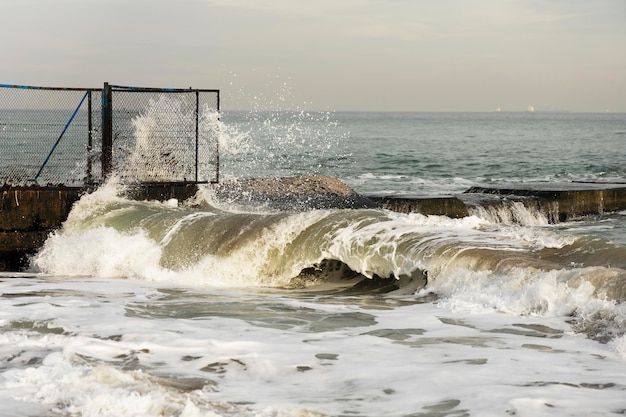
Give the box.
[1,83,220,187]
[107,85,220,184]
[0,85,102,186]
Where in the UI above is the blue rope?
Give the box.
[35,91,89,182]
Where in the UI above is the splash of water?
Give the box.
[216,110,351,181]
[217,76,352,180]
[112,90,350,184]
[468,201,558,226]
[116,95,221,183]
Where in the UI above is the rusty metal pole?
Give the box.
[101,82,113,180]
[87,90,93,184]
[195,90,199,183]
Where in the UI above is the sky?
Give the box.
[2,0,626,112]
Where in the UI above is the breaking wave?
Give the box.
[28,98,626,346]
[33,180,626,306]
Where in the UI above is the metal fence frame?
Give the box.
[1,82,220,187]
[0,84,102,186]
[103,83,221,184]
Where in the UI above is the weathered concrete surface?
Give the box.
[0,186,85,270]
[366,183,626,221]
[366,194,469,218]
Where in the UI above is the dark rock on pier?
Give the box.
[210,175,378,211]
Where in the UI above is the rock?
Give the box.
[210,175,378,211]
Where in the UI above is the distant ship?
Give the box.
[495,106,501,112]
[527,105,535,112]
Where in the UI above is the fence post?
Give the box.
[101,82,113,179]
[87,90,93,184]
[195,90,199,183]
[214,90,220,183]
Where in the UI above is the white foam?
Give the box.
[2,276,626,417]
[33,227,167,279]
[490,224,577,249]
[431,267,600,315]
[610,335,626,360]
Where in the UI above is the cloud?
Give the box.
[2,0,624,110]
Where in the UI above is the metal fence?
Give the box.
[1,83,220,187]
[0,85,102,186]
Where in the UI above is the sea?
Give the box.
[2,108,626,417]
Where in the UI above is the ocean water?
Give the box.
[2,109,626,416]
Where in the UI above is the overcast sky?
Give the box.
[2,0,625,112]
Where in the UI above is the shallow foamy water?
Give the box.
[1,276,626,417]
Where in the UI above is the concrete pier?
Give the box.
[370,182,626,222]
[0,186,85,270]
[366,194,469,218]
[368,182,626,223]
[464,182,626,221]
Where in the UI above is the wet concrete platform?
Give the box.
[465,182,626,221]
[369,182,626,222]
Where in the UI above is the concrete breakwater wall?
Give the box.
[1,187,84,271]
[2,177,626,272]
[365,194,470,218]
[464,183,626,221]
[369,182,626,222]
